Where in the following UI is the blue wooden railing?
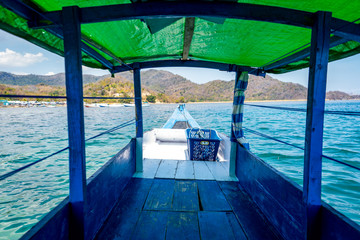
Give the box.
[0,119,135,181]
[244,103,360,171]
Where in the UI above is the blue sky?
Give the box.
[0,30,359,94]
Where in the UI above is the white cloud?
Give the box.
[44,71,55,76]
[82,65,108,76]
[0,48,47,67]
[12,72,30,75]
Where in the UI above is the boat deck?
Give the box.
[95,178,281,240]
[133,159,236,181]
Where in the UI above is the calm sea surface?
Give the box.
[0,101,359,239]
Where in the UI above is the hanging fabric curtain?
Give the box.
[231,71,250,149]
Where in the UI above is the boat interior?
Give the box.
[140,128,234,181]
[1,1,360,240]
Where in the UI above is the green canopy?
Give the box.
[0,0,359,73]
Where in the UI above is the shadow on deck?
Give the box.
[95,178,281,240]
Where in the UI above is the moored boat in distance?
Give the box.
[85,103,124,108]
[108,103,123,108]
[124,103,149,107]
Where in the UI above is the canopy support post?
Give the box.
[134,67,143,172]
[62,6,86,240]
[229,136,237,177]
[303,11,331,240]
[230,70,249,177]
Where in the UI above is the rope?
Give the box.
[244,104,360,117]
[0,119,136,181]
[244,127,304,150]
[0,147,69,181]
[245,103,306,113]
[243,127,360,172]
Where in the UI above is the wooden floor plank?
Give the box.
[198,212,236,240]
[226,212,248,240]
[97,178,281,240]
[205,161,231,181]
[131,211,168,240]
[175,160,195,179]
[155,160,178,179]
[166,212,200,240]
[218,181,280,240]
[134,158,161,179]
[144,179,175,211]
[197,180,232,211]
[95,178,153,240]
[193,161,214,180]
[173,181,199,212]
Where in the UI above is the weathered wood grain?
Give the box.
[175,160,195,179]
[198,212,235,240]
[219,181,280,240]
[155,160,178,179]
[94,178,153,240]
[131,211,168,240]
[166,212,200,240]
[197,180,231,211]
[193,161,214,180]
[173,180,199,212]
[144,179,175,210]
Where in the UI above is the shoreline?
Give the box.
[182,98,360,104]
[186,99,308,104]
[2,99,360,108]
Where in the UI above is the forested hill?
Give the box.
[0,72,102,86]
[0,70,358,102]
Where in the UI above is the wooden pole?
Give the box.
[134,67,143,172]
[303,11,331,240]
[229,71,241,177]
[62,6,86,239]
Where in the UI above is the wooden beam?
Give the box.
[44,2,315,28]
[303,11,331,240]
[45,27,114,70]
[182,17,195,60]
[2,0,359,71]
[80,35,129,67]
[112,60,260,75]
[62,6,86,239]
[40,2,360,43]
[134,68,143,172]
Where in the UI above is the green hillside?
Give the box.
[0,70,358,102]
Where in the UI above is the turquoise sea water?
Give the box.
[0,101,359,239]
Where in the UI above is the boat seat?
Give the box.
[154,128,187,143]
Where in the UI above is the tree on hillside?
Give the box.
[146,95,156,103]
[176,96,186,103]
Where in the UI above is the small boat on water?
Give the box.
[124,102,150,107]
[108,104,124,108]
[85,103,124,108]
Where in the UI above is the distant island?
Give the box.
[0,70,359,103]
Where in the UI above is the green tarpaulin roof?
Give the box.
[0,0,359,74]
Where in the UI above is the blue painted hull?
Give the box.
[19,139,360,240]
